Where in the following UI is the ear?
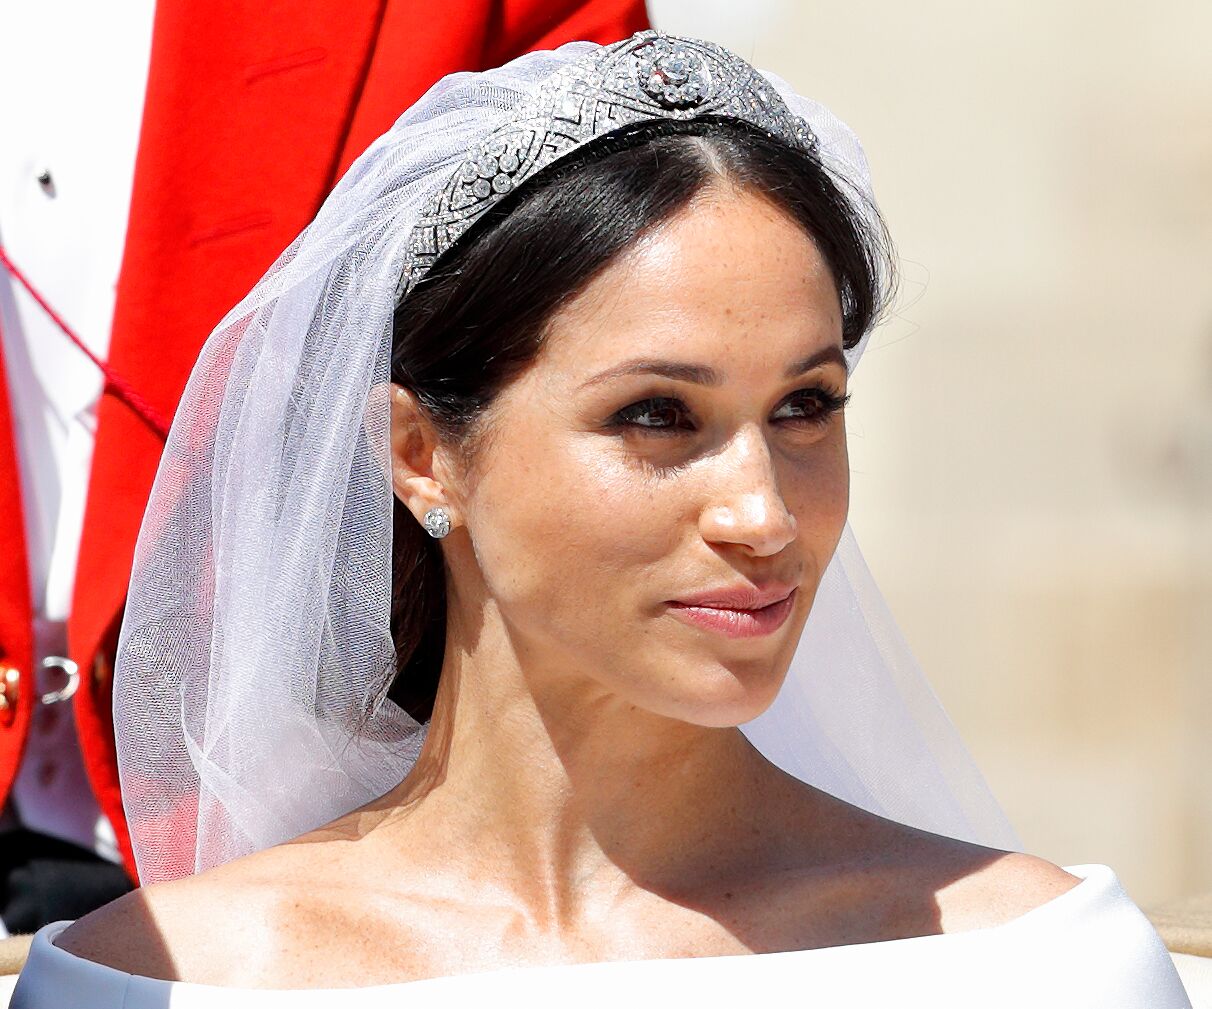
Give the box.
[386,383,462,532]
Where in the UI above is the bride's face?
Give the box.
[453,185,849,726]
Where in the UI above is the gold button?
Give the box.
[94,649,111,687]
[0,665,19,728]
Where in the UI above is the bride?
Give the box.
[12,30,1190,1006]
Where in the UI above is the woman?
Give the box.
[12,30,1190,1006]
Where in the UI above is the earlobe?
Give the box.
[388,383,461,535]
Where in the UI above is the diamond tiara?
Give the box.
[394,29,818,305]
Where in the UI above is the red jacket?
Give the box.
[0,0,648,880]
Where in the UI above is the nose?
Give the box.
[698,426,797,558]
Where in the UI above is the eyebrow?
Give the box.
[577,345,849,390]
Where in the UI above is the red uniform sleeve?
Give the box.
[337,0,649,174]
[483,0,650,67]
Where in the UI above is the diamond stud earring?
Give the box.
[423,507,452,539]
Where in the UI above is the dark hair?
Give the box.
[387,118,895,722]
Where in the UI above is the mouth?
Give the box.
[666,587,798,639]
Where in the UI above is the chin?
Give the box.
[636,659,787,729]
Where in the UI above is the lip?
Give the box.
[666,584,798,640]
[670,583,798,611]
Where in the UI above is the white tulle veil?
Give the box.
[113,31,1021,885]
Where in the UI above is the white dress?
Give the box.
[9,864,1193,1008]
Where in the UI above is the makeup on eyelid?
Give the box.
[607,387,850,433]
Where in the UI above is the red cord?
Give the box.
[0,244,170,439]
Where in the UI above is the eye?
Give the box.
[608,387,851,436]
[610,397,694,434]
[772,387,851,427]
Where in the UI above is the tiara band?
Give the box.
[395,30,818,305]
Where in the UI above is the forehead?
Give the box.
[539,186,844,379]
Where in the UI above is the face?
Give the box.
[425,185,849,727]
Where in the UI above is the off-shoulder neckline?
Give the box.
[35,862,1115,995]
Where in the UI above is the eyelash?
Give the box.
[608,387,851,435]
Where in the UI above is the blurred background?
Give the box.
[648,0,1212,909]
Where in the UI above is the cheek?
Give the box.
[784,429,850,548]
[464,428,677,632]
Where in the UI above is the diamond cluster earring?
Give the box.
[423,507,452,539]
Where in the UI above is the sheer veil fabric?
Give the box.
[113,35,1021,885]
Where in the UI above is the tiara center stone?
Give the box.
[635,40,710,109]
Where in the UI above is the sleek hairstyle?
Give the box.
[388,118,895,721]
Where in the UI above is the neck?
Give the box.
[378,612,800,925]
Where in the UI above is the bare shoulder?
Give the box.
[55,847,308,985]
[857,813,1083,934]
[762,784,1084,943]
[929,847,1083,932]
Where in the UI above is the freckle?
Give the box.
[724,891,734,900]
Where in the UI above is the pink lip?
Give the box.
[672,583,798,610]
[667,586,798,639]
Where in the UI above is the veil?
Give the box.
[113,32,1022,885]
